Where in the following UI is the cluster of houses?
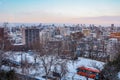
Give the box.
[0,23,120,61]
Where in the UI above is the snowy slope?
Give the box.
[66,57,105,80]
[4,52,105,80]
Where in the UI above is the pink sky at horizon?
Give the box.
[0,0,120,25]
[1,16,120,25]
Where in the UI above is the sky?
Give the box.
[0,0,120,25]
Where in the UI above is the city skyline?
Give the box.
[0,0,120,25]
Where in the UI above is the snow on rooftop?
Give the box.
[67,57,104,73]
[109,38,118,41]
[54,35,63,38]
[13,43,24,46]
[66,57,105,80]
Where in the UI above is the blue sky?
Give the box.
[0,0,120,24]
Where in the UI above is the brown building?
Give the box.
[22,28,40,50]
[0,28,4,48]
[110,32,120,40]
[0,28,4,42]
[71,32,84,40]
[0,28,4,38]
[82,29,91,37]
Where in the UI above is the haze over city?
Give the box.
[0,0,120,25]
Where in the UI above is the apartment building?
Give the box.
[22,28,40,49]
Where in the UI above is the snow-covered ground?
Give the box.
[3,52,105,80]
[118,72,120,79]
[5,52,35,63]
[65,57,104,80]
